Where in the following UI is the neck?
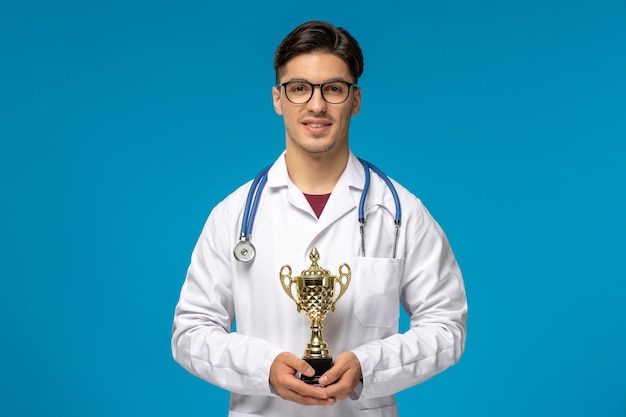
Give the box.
[285,148,349,194]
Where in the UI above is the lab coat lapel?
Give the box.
[266,152,312,216]
[265,152,366,242]
[316,154,364,233]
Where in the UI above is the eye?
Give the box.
[289,83,311,94]
[324,82,345,95]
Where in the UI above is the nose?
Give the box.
[305,86,327,113]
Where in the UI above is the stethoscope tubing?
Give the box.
[357,158,401,258]
[240,165,271,240]
[358,159,401,223]
[236,159,401,262]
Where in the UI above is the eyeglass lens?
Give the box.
[283,82,351,104]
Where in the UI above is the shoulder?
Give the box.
[207,179,253,221]
[372,173,439,233]
[369,171,425,210]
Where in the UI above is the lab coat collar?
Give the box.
[264,151,365,191]
[264,151,365,225]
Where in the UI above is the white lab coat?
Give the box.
[172,152,467,417]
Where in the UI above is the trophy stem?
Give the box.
[301,318,333,385]
[304,319,330,359]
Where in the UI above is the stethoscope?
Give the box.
[233,158,401,263]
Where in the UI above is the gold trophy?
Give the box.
[279,247,351,385]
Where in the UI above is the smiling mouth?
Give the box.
[304,122,331,128]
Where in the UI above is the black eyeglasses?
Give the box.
[278,80,356,104]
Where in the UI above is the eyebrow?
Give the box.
[282,77,351,84]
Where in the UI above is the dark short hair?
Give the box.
[274,20,364,84]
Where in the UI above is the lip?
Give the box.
[301,118,332,132]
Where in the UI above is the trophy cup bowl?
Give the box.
[279,247,351,385]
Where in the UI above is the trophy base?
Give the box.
[301,357,333,385]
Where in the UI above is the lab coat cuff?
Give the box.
[349,379,363,400]
[265,348,289,397]
[350,348,372,399]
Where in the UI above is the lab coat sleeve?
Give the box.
[351,199,468,399]
[171,204,284,396]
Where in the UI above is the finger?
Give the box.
[287,377,330,400]
[281,387,336,406]
[277,379,334,405]
[324,377,353,400]
[318,353,362,399]
[280,353,316,377]
[318,365,344,386]
[318,356,351,386]
[296,360,316,378]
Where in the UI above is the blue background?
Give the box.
[1,0,625,416]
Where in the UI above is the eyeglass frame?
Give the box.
[277,80,358,104]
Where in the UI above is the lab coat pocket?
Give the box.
[359,404,398,416]
[353,257,403,328]
[228,411,261,417]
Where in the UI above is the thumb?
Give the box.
[299,360,316,377]
[278,352,315,377]
[318,367,340,386]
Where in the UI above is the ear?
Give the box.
[272,86,283,116]
[351,86,362,116]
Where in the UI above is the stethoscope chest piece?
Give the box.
[234,239,256,263]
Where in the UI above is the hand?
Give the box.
[269,352,336,406]
[318,352,362,400]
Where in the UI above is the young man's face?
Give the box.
[272,52,361,158]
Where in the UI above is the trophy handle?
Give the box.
[279,265,301,312]
[331,263,351,311]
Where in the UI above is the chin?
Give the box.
[301,138,335,152]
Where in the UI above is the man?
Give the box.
[172,20,467,417]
